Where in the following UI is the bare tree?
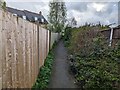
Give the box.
[48,0,67,33]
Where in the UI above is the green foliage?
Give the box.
[65,25,110,54]
[72,38,120,89]
[32,49,55,89]
[48,0,67,33]
[63,27,72,46]
[0,1,6,10]
[64,25,120,89]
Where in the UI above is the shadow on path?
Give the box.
[49,40,76,88]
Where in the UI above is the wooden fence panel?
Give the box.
[25,22,29,88]
[41,28,44,66]
[43,28,46,61]
[35,24,39,84]
[0,10,2,90]
[30,24,33,87]
[15,17,20,88]
[39,26,43,67]
[31,24,35,85]
[2,11,7,88]
[20,19,26,88]
[30,23,34,88]
[6,12,13,88]
[11,15,18,88]
[17,18,23,88]
[0,10,60,89]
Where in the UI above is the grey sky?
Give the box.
[5,0,119,26]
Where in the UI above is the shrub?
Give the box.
[63,27,72,47]
[69,38,120,89]
[65,25,120,89]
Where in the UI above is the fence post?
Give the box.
[109,28,114,46]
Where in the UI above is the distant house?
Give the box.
[67,18,77,28]
[6,7,48,24]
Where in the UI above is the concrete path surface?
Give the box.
[48,40,76,88]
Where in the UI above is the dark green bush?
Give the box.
[63,27,72,47]
[70,38,120,89]
[64,25,120,89]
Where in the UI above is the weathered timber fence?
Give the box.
[100,28,120,46]
[0,10,60,89]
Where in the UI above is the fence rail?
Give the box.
[0,10,60,89]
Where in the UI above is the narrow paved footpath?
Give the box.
[49,40,76,88]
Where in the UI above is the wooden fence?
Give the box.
[100,27,120,46]
[0,10,60,89]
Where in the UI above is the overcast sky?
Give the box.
[5,0,119,26]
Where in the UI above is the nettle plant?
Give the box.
[70,37,120,89]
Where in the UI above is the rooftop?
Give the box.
[7,7,48,24]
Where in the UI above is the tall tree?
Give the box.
[0,0,6,10]
[48,0,67,33]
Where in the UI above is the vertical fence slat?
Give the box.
[11,15,18,88]
[31,24,34,84]
[39,26,43,67]
[25,22,29,88]
[21,19,26,88]
[41,28,44,66]
[33,24,35,83]
[2,12,7,88]
[5,13,13,88]
[28,23,31,88]
[29,23,33,88]
[29,24,33,87]
[19,19,25,88]
[35,25,38,81]
[15,17,20,88]
[11,13,15,87]
[0,10,2,90]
